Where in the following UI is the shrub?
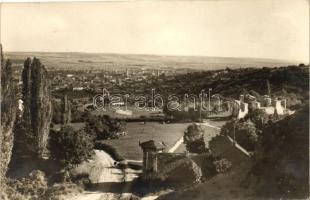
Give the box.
[6,170,48,200]
[2,182,29,200]
[183,123,207,154]
[49,125,94,168]
[44,183,83,200]
[213,158,232,173]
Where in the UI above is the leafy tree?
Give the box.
[183,123,207,153]
[245,109,270,130]
[221,119,258,151]
[85,115,123,140]
[49,125,94,168]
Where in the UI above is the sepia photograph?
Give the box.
[0,0,309,199]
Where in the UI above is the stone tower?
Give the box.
[139,140,165,179]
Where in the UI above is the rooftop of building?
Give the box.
[139,140,166,151]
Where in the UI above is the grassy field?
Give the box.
[54,120,225,161]
[90,106,163,119]
[103,122,191,160]
[103,121,224,160]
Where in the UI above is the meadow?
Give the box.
[103,121,223,160]
[102,122,190,160]
[53,120,224,160]
[90,106,163,120]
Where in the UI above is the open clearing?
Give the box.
[103,120,225,160]
[54,119,226,161]
[103,122,191,160]
[91,107,163,119]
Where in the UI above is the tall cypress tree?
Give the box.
[20,57,52,158]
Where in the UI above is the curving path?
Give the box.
[69,150,140,200]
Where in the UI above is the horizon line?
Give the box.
[3,50,305,64]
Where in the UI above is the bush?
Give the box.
[183,123,207,154]
[6,170,48,200]
[49,125,94,168]
[213,158,232,173]
[245,109,270,129]
[44,183,83,200]
[94,141,124,161]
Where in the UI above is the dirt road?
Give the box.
[69,150,140,200]
[168,137,184,153]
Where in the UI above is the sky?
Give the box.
[1,0,309,63]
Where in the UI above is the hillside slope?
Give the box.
[161,65,309,108]
[158,106,309,200]
[251,105,309,199]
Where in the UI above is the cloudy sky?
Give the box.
[1,0,309,62]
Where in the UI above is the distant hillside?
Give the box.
[4,52,297,70]
[159,65,309,108]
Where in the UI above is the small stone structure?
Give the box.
[139,140,203,183]
[139,140,164,179]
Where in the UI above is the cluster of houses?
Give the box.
[234,94,294,119]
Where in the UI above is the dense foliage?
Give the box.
[49,125,94,168]
[21,57,52,157]
[94,141,124,161]
[213,158,232,173]
[183,123,207,154]
[252,105,309,199]
[244,109,273,129]
[0,45,18,196]
[51,100,62,124]
[220,119,258,151]
[85,115,123,140]
[164,108,202,123]
[160,65,309,107]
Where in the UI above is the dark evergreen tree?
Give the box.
[20,57,52,158]
[0,44,18,191]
